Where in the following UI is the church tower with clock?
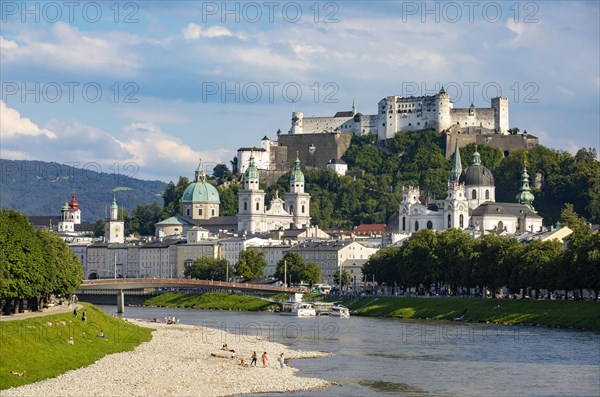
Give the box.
[106,194,125,244]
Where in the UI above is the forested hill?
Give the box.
[261,131,599,228]
[0,159,166,222]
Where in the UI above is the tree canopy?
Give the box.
[0,209,83,314]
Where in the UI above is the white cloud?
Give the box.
[0,101,56,139]
[182,23,234,40]
[0,36,18,49]
[1,23,138,76]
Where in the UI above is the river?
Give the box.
[98,305,600,397]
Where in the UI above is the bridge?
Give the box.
[78,278,303,313]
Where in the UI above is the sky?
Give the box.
[1,1,599,182]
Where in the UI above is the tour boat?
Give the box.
[280,302,317,317]
[329,305,350,318]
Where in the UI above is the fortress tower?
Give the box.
[491,97,509,134]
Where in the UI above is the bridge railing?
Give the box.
[80,278,303,293]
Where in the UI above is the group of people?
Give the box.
[246,351,285,369]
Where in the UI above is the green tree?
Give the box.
[93,219,106,237]
[299,262,322,287]
[235,248,267,280]
[399,229,438,292]
[435,229,475,294]
[275,252,304,284]
[131,202,165,236]
[163,176,190,217]
[333,269,351,290]
[184,257,232,281]
[212,164,231,181]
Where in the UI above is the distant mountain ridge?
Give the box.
[0,159,166,222]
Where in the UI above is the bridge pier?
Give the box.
[117,289,125,313]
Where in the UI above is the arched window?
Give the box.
[301,205,305,213]
[459,214,464,228]
[211,208,215,217]
[243,202,247,211]
[472,189,477,199]
[256,202,260,211]
[485,190,490,200]
[186,208,190,217]
[447,214,451,228]
[498,221,504,231]
[402,217,406,231]
[427,220,433,229]
[415,221,419,231]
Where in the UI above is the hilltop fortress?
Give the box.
[291,87,508,138]
[237,88,538,179]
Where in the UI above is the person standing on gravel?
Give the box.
[279,353,285,369]
[251,351,258,367]
[262,352,268,368]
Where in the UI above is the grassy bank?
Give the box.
[144,292,279,311]
[334,297,600,331]
[0,303,153,390]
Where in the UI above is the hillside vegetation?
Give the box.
[0,159,165,221]
[261,131,599,228]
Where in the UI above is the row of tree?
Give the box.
[362,207,600,298]
[0,209,83,314]
[183,249,323,287]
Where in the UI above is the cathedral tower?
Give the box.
[284,154,311,228]
[445,141,469,229]
[238,152,266,233]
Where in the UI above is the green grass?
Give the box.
[341,297,600,331]
[0,303,153,390]
[144,292,279,311]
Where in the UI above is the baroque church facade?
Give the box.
[398,142,543,237]
[154,154,311,237]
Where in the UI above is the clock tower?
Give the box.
[106,194,125,244]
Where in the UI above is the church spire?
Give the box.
[471,145,481,165]
[516,167,535,210]
[195,157,206,182]
[449,140,462,184]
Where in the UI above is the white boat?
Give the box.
[280,302,317,317]
[329,305,350,318]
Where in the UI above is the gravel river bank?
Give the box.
[2,320,333,397]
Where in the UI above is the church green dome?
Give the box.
[516,168,535,209]
[245,154,260,179]
[290,156,304,183]
[182,182,220,203]
[183,159,220,203]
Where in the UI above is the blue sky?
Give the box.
[1,1,599,181]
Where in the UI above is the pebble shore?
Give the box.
[3,320,333,397]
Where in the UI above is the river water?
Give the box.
[99,305,600,397]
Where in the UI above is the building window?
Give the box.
[485,190,490,200]
[427,220,433,229]
[415,221,419,231]
[211,208,215,216]
[447,214,451,228]
[472,189,477,199]
[402,217,406,231]
[198,208,203,216]
[301,205,305,213]
[186,208,190,216]
[244,202,247,211]
[459,214,464,228]
[256,202,260,211]
[290,205,294,214]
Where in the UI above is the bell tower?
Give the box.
[106,194,125,243]
[238,152,266,233]
[284,154,311,228]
